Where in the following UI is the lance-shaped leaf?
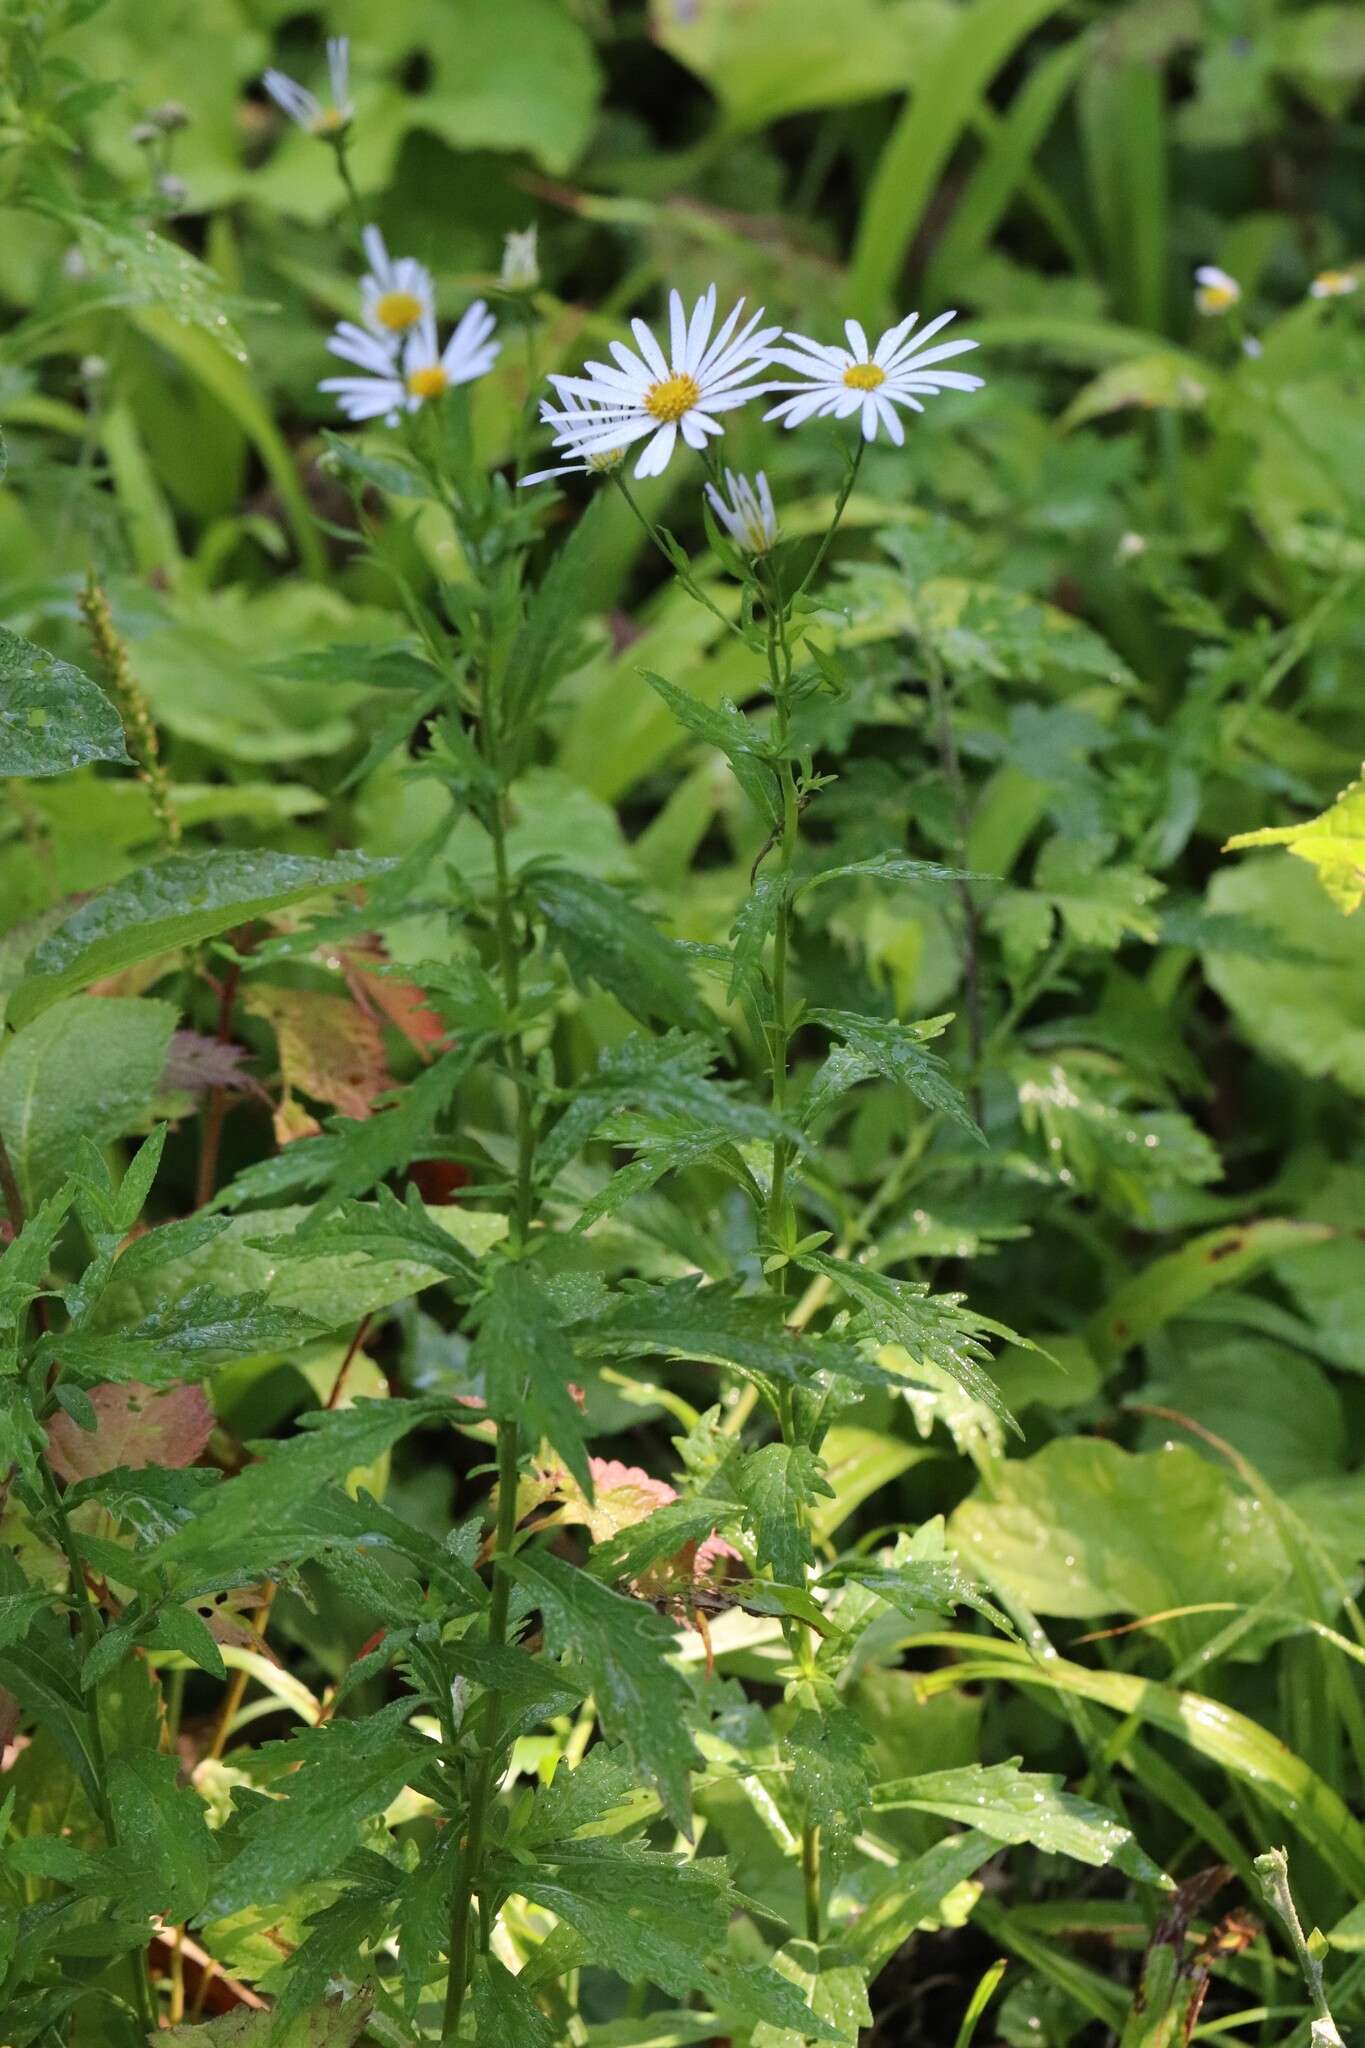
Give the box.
[472,1258,590,1493]
[472,1955,557,2048]
[799,1254,1019,1432]
[38,1286,324,1388]
[205,1700,433,1919]
[788,1706,874,1844]
[874,1759,1170,1885]
[8,849,392,1026]
[575,1277,891,1394]
[541,1032,792,1183]
[795,851,983,897]
[504,1549,701,1831]
[641,669,780,826]
[526,868,711,1032]
[109,1749,217,1919]
[0,625,130,779]
[804,1008,981,1141]
[151,1399,450,1591]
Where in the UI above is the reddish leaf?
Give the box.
[342,936,449,1058]
[46,1380,214,1482]
[160,1029,267,1101]
[534,1456,737,1591]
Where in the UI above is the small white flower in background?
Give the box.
[1194,264,1240,316]
[1114,530,1147,564]
[520,395,627,486]
[765,312,983,445]
[359,226,434,341]
[500,226,540,293]
[1309,267,1358,300]
[1241,334,1264,359]
[705,469,778,555]
[546,285,780,479]
[320,303,500,424]
[263,35,352,138]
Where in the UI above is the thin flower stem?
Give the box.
[328,134,367,251]
[611,471,749,644]
[789,436,865,611]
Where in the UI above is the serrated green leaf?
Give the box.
[472,1954,556,2047]
[109,1748,215,1918]
[504,1550,700,1831]
[9,849,392,1026]
[874,1759,1170,1885]
[799,1255,1019,1432]
[805,1008,981,1141]
[576,1278,890,1394]
[205,1702,431,1919]
[527,869,710,1033]
[726,1442,832,1583]
[0,625,130,779]
[473,1258,590,1494]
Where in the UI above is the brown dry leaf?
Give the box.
[46,1380,214,1483]
[245,983,395,1121]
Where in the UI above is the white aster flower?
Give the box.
[263,35,352,137]
[764,313,983,445]
[1194,265,1240,316]
[320,305,500,424]
[359,226,434,342]
[545,285,780,479]
[705,468,778,554]
[1309,267,1359,300]
[500,226,540,292]
[520,395,627,486]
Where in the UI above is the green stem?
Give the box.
[755,558,823,1948]
[39,1459,157,2036]
[328,133,367,251]
[802,1820,822,1944]
[612,471,748,644]
[442,1419,521,2040]
[443,701,534,2037]
[789,437,864,611]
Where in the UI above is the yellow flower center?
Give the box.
[587,447,625,473]
[644,372,701,423]
[375,289,424,333]
[1197,283,1237,313]
[406,365,449,401]
[1314,270,1356,297]
[843,362,886,391]
[309,108,348,137]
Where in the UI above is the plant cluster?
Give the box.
[0,3,1363,2046]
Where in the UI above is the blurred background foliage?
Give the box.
[2,0,1365,2039]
